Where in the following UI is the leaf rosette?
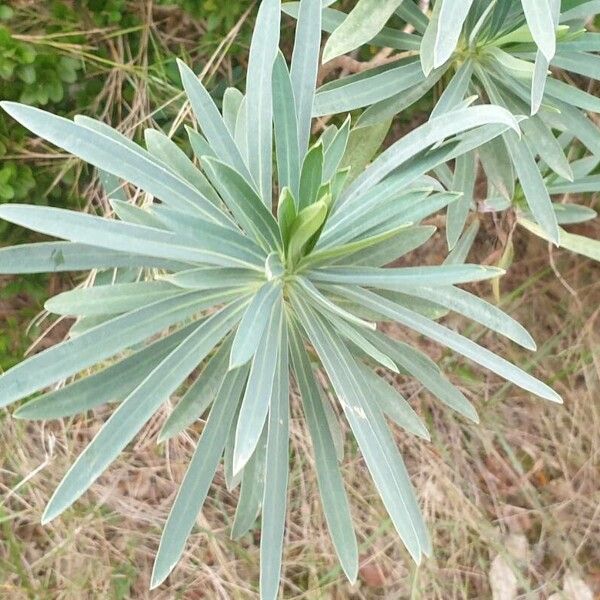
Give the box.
[0,0,562,597]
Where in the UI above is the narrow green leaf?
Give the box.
[340,287,562,403]
[340,119,391,185]
[0,204,265,270]
[299,143,324,210]
[150,363,249,589]
[233,296,284,474]
[447,152,476,250]
[176,60,253,184]
[287,200,328,266]
[260,319,290,600]
[342,106,520,207]
[292,295,429,562]
[0,102,233,227]
[42,300,247,524]
[289,323,358,582]
[522,0,556,61]
[45,281,178,317]
[246,0,280,203]
[163,267,264,291]
[322,0,403,63]
[273,52,301,198]
[0,242,189,274]
[290,0,322,156]
[202,157,282,252]
[230,280,283,369]
[223,87,244,134]
[308,264,504,289]
[231,426,266,538]
[0,288,240,409]
[314,60,425,116]
[322,116,351,182]
[158,335,234,442]
[434,0,475,68]
[360,366,429,440]
[144,128,222,206]
[14,324,198,420]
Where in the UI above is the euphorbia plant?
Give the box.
[286,0,600,256]
[0,0,562,597]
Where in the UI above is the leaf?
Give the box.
[531,51,550,115]
[202,157,282,252]
[151,205,267,269]
[294,276,375,330]
[358,68,445,126]
[560,1,600,23]
[420,0,442,75]
[340,226,436,268]
[110,199,166,229]
[292,294,430,562]
[260,318,290,600]
[287,200,328,266]
[230,280,283,369]
[144,128,221,206]
[340,119,391,185]
[329,316,398,372]
[339,286,562,403]
[298,143,324,210]
[503,132,560,245]
[518,217,600,262]
[176,61,253,186]
[0,102,232,227]
[0,242,189,274]
[289,323,358,582]
[0,288,240,409]
[544,77,600,113]
[150,363,249,589]
[301,224,412,268]
[447,152,476,250]
[246,0,281,203]
[322,0,403,63]
[363,329,479,422]
[222,87,244,134]
[359,365,429,440]
[444,219,479,265]
[342,105,520,207]
[323,116,351,182]
[431,59,474,119]
[403,286,536,350]
[0,204,265,271]
[14,324,198,420]
[45,281,179,317]
[42,300,247,524]
[522,0,556,61]
[478,137,514,200]
[290,0,322,156]
[231,427,266,539]
[162,267,264,291]
[273,52,301,198]
[314,60,425,116]
[278,187,297,247]
[233,296,284,474]
[158,334,234,442]
[433,0,475,68]
[308,264,505,289]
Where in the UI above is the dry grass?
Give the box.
[1,226,599,599]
